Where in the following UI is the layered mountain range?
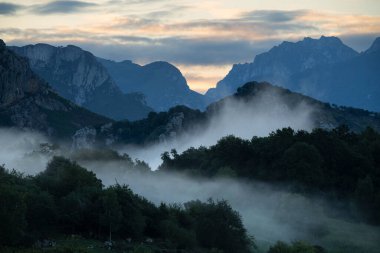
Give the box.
[9,44,152,121]
[2,36,380,143]
[206,36,380,112]
[98,58,210,111]
[0,40,110,137]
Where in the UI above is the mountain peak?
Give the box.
[99,58,209,112]
[274,36,348,53]
[145,61,176,69]
[366,37,380,53]
[320,35,342,42]
[299,36,343,46]
[206,35,359,102]
[0,39,5,49]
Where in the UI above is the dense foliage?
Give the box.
[94,105,205,145]
[0,157,253,252]
[160,126,380,225]
[268,241,326,253]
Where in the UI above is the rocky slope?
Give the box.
[0,39,110,137]
[9,44,152,120]
[98,58,210,111]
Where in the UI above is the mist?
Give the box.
[83,160,380,252]
[123,89,316,169]
[0,128,52,174]
[0,89,315,173]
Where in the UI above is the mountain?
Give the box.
[206,36,380,105]
[98,58,210,111]
[290,37,380,111]
[9,44,152,121]
[212,81,380,131]
[73,81,380,148]
[0,39,110,137]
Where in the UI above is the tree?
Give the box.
[185,199,253,253]
[100,188,122,241]
[0,185,27,245]
[282,142,324,187]
[111,185,146,240]
[268,241,326,253]
[25,190,57,235]
[35,156,102,198]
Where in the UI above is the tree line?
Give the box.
[160,126,380,225]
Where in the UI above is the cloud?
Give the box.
[0,27,278,65]
[162,19,318,37]
[32,0,97,14]
[109,11,318,38]
[0,2,22,15]
[241,10,308,23]
[107,0,170,4]
[81,36,279,65]
[1,8,380,90]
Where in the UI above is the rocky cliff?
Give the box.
[0,39,110,137]
[10,44,152,120]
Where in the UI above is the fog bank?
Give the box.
[86,161,380,253]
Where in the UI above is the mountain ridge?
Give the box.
[72,81,380,148]
[0,39,111,137]
[205,36,362,102]
[98,57,210,112]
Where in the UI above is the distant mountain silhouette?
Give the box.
[0,39,110,137]
[290,37,380,111]
[206,36,380,112]
[98,58,210,112]
[9,44,152,120]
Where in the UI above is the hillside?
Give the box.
[72,81,380,147]
[9,44,152,120]
[0,39,110,137]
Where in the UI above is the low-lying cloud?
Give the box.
[0,128,50,174]
[88,164,380,252]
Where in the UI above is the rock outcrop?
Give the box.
[0,39,110,137]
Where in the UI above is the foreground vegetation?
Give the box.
[0,157,254,252]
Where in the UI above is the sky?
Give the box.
[0,0,380,93]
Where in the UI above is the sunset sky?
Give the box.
[1,0,380,93]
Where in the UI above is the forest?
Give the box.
[160,126,380,225]
[0,156,254,252]
[0,156,328,253]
